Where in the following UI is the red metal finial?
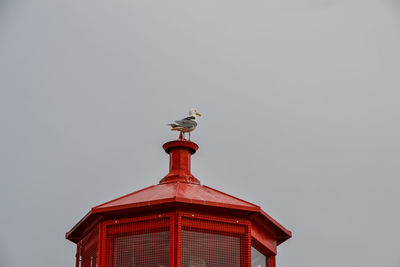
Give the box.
[159,139,200,184]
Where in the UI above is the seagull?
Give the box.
[168,109,201,140]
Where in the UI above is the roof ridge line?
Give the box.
[175,182,180,199]
[92,185,156,210]
[202,185,261,208]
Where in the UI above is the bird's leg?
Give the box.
[179,132,183,140]
[189,132,191,141]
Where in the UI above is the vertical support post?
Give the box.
[242,225,251,267]
[169,215,175,267]
[97,223,102,267]
[176,213,182,267]
[269,255,276,267]
[75,245,80,267]
[100,223,108,267]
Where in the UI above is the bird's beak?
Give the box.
[196,112,201,117]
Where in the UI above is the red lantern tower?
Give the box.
[66,139,291,267]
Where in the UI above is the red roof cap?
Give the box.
[159,140,200,184]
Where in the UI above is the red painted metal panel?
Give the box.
[179,212,250,267]
[102,214,173,267]
[182,217,247,234]
[251,222,277,255]
[106,219,169,235]
[259,210,292,244]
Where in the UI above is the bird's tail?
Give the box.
[168,123,178,128]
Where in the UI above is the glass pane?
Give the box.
[113,230,169,267]
[251,246,266,267]
[181,230,241,267]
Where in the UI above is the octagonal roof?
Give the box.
[66,139,291,244]
[93,182,259,213]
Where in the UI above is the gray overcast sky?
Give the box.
[1,0,399,266]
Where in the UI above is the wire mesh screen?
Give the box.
[77,228,98,267]
[105,217,170,267]
[181,217,248,267]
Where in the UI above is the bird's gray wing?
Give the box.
[174,118,197,128]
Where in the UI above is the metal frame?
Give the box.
[76,225,100,267]
[87,211,256,267]
[177,211,251,267]
[251,238,276,267]
[99,213,175,267]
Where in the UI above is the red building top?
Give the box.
[66,139,291,247]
